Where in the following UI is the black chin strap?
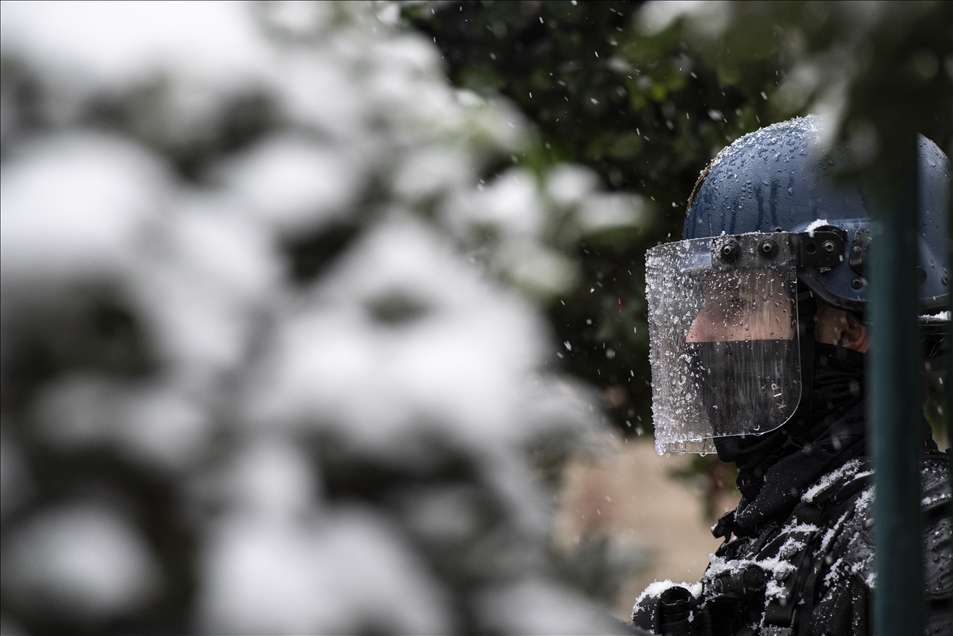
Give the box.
[791,289,817,441]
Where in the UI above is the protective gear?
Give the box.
[632,453,951,636]
[646,116,950,454]
[647,233,825,453]
[721,343,868,517]
[635,116,951,635]
[682,116,949,312]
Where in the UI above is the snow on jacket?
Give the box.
[632,452,951,635]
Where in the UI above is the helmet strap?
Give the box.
[791,288,818,440]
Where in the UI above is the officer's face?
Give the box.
[685,275,869,352]
[686,272,794,343]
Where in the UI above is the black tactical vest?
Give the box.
[632,453,951,636]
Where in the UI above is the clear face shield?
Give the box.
[646,233,813,454]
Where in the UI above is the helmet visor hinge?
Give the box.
[792,230,845,269]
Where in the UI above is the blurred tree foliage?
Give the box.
[2,3,638,631]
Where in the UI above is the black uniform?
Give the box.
[632,344,952,636]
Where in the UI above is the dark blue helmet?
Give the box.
[683,115,950,313]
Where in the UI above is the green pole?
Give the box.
[867,132,925,636]
[948,168,952,520]
[943,163,953,502]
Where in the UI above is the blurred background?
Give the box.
[0,1,949,633]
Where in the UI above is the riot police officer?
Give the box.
[630,116,951,635]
